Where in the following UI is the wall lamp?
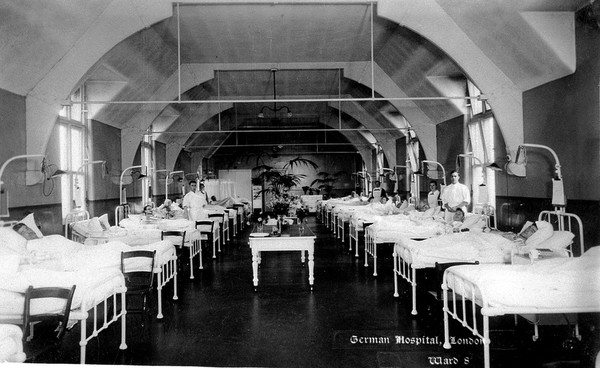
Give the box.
[0,154,45,218]
[421,160,447,186]
[74,160,106,211]
[513,143,566,209]
[457,153,503,204]
[378,167,394,178]
[119,165,147,204]
[165,170,185,200]
[457,153,502,177]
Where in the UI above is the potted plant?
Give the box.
[310,171,347,199]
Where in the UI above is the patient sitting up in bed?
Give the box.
[154,199,184,219]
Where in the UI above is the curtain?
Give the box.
[468,116,496,209]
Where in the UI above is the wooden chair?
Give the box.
[22,285,76,362]
[161,230,185,268]
[195,220,219,259]
[226,207,238,236]
[121,250,156,328]
[434,261,479,300]
[208,213,228,246]
[161,230,194,277]
[233,204,245,230]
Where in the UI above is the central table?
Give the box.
[249,225,316,290]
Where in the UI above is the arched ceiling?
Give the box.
[0,0,588,171]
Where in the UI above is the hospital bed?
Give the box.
[66,214,208,318]
[365,210,448,276]
[441,234,593,368]
[394,210,584,316]
[0,234,128,364]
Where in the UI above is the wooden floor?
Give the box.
[30,216,600,367]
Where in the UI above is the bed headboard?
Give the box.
[538,210,585,257]
[115,204,130,226]
[64,210,90,238]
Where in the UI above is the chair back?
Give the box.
[161,230,186,249]
[121,250,156,291]
[208,213,224,224]
[195,220,214,233]
[23,285,77,341]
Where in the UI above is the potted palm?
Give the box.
[252,157,319,228]
[310,171,347,199]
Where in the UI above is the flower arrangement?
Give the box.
[296,206,308,221]
[248,211,265,226]
[269,193,297,216]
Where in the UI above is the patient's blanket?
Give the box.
[446,247,600,310]
[396,231,516,268]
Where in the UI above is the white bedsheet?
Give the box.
[80,217,201,247]
[27,236,176,272]
[0,324,26,363]
[395,231,516,268]
[369,215,445,242]
[446,247,600,310]
[0,267,125,319]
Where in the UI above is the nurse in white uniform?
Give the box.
[441,171,470,223]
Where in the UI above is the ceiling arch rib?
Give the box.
[164,103,233,171]
[325,101,397,167]
[121,62,435,169]
[378,0,578,158]
[25,1,173,159]
[169,104,377,173]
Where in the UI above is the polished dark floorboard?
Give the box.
[32,217,600,367]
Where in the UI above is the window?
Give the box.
[59,87,87,220]
[467,80,491,116]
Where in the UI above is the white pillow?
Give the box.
[72,219,90,237]
[518,221,535,236]
[0,227,28,255]
[525,220,554,248]
[424,207,436,217]
[19,213,44,238]
[98,214,111,230]
[89,217,104,233]
[398,200,408,211]
[540,230,574,251]
[463,214,484,230]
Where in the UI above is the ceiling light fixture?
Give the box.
[257,69,292,119]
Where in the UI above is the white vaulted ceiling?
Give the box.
[0,0,589,169]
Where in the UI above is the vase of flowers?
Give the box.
[270,193,292,216]
[296,206,308,230]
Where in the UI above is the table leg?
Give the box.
[301,250,306,264]
[308,249,315,290]
[252,250,259,291]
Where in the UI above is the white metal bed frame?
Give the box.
[64,209,90,242]
[441,210,586,368]
[65,210,180,319]
[1,276,128,364]
[392,211,499,315]
[73,286,128,364]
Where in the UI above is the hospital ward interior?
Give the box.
[1,1,600,367]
